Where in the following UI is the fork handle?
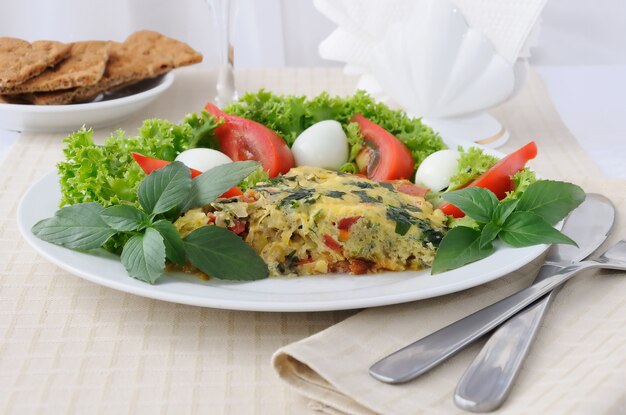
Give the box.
[368,263,585,384]
[453,288,559,412]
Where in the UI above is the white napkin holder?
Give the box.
[316,0,545,148]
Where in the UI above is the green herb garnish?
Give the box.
[353,190,381,204]
[447,147,499,191]
[386,206,415,236]
[238,167,270,192]
[279,188,315,207]
[33,161,268,283]
[432,181,585,274]
[325,190,346,199]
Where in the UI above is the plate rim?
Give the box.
[16,168,549,312]
[0,72,175,114]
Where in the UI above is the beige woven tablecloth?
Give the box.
[1,68,624,415]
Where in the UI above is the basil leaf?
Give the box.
[442,187,498,223]
[182,161,260,212]
[480,222,501,248]
[184,226,268,280]
[120,228,166,284]
[101,205,148,231]
[151,220,186,266]
[138,161,192,215]
[492,199,519,226]
[516,181,585,225]
[31,202,116,249]
[500,212,577,247]
[431,226,494,274]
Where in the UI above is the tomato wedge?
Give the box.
[204,102,295,177]
[352,114,414,181]
[131,152,242,198]
[439,141,538,218]
[132,152,203,178]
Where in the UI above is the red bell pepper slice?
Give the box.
[352,114,415,181]
[323,233,343,253]
[337,216,362,231]
[439,141,538,218]
[297,257,315,266]
[337,216,362,242]
[131,152,242,198]
[204,102,295,177]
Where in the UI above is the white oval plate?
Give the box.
[17,172,549,312]
[0,73,174,133]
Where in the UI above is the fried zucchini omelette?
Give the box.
[175,166,448,277]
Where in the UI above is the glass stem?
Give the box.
[213,0,238,107]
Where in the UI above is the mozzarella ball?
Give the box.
[175,148,233,172]
[414,149,460,191]
[291,120,349,170]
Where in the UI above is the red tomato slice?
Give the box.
[383,180,429,198]
[396,183,429,197]
[352,114,415,181]
[220,187,244,198]
[439,141,538,218]
[131,152,241,198]
[132,152,203,178]
[204,102,295,177]
[228,219,246,235]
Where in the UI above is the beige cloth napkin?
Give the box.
[272,72,626,414]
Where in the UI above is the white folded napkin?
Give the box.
[316,0,546,66]
[315,0,547,118]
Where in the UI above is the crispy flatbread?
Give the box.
[25,31,202,105]
[0,41,111,94]
[0,38,71,88]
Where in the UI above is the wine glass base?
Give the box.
[214,66,238,107]
[422,112,509,149]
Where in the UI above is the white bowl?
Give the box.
[0,73,174,133]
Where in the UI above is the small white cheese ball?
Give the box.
[175,148,233,172]
[414,149,460,191]
[291,120,349,170]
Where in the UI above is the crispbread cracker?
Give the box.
[0,41,111,94]
[24,31,202,105]
[0,38,71,88]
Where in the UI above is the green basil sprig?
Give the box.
[432,180,585,274]
[32,161,268,283]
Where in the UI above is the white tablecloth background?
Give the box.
[1,0,625,176]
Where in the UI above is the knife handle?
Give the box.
[368,263,583,384]
[453,287,559,412]
[453,263,565,412]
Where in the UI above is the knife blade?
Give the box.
[369,193,615,385]
[453,193,615,412]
